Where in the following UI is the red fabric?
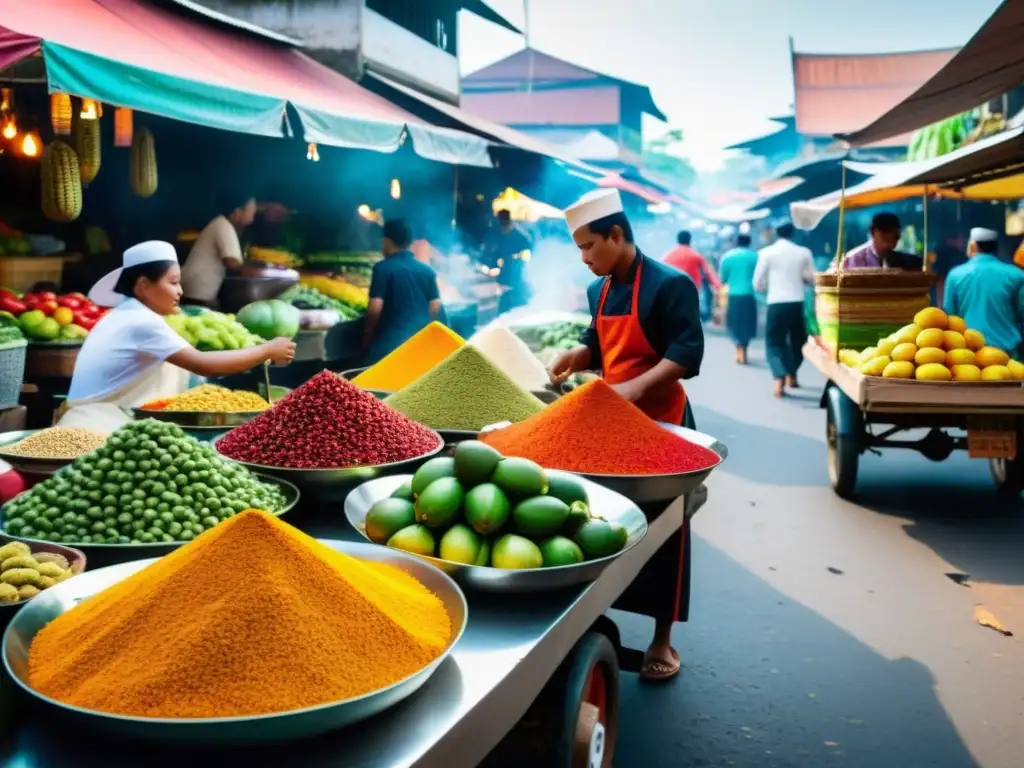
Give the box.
[0,0,423,126]
[595,258,685,425]
[664,246,721,292]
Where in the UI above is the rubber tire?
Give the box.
[827,396,860,499]
[990,455,1024,498]
[554,632,620,768]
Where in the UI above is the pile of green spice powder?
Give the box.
[384,345,546,430]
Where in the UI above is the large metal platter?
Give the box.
[214,434,445,500]
[130,408,266,430]
[2,540,467,745]
[0,474,299,569]
[345,471,648,593]
[0,430,92,475]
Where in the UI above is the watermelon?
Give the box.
[237,299,300,339]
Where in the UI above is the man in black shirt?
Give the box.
[485,210,533,312]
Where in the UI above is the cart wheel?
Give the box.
[826,391,860,499]
[555,632,620,768]
[990,455,1024,498]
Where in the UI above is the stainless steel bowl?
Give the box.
[2,540,467,744]
[130,408,266,430]
[214,434,445,501]
[0,474,299,569]
[0,430,88,476]
[345,471,648,593]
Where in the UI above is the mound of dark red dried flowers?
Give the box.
[217,371,441,468]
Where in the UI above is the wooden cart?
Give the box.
[804,340,1024,498]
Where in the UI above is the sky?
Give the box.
[459,0,1004,170]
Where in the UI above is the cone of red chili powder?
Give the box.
[217,371,441,468]
[480,379,719,475]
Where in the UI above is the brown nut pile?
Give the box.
[2,427,106,458]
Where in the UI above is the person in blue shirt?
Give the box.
[718,233,759,364]
[943,227,1024,357]
[362,218,444,364]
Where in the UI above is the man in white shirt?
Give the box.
[180,197,256,306]
[753,222,816,397]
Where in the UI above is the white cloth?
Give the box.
[67,298,190,406]
[754,238,816,305]
[181,215,244,302]
[90,240,179,308]
[970,227,998,243]
[564,189,624,234]
[57,403,132,435]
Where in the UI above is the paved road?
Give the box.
[611,330,1024,768]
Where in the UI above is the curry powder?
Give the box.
[352,322,464,391]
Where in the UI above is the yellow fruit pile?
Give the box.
[838,307,1024,382]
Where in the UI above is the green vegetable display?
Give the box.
[237,299,301,340]
[514,321,590,352]
[0,312,25,349]
[278,285,362,320]
[166,311,263,350]
[2,420,286,545]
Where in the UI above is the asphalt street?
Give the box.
[610,330,1024,768]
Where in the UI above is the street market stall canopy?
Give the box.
[0,0,493,166]
[791,127,1024,229]
[838,0,1024,147]
[491,187,562,222]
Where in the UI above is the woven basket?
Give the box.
[0,341,26,409]
[815,269,936,353]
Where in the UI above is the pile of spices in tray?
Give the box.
[352,322,464,391]
[140,384,269,413]
[28,509,452,718]
[481,379,720,475]
[385,345,546,431]
[1,427,106,459]
[468,325,551,391]
[217,370,442,468]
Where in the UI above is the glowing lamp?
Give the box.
[114,107,133,147]
[21,132,39,158]
[50,93,72,135]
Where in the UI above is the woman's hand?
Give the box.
[265,337,297,366]
[549,346,591,384]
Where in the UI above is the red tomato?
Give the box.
[77,315,98,331]
[0,297,26,314]
[37,291,57,302]
[37,300,58,316]
[57,296,83,309]
[66,292,88,302]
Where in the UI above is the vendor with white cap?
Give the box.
[549,188,704,683]
[63,241,296,416]
[944,227,1024,356]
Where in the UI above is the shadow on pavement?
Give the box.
[612,537,979,768]
[692,406,830,488]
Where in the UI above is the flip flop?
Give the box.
[640,648,680,683]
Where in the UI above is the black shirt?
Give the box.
[485,227,532,287]
[579,251,704,377]
[367,251,441,361]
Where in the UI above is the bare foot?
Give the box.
[640,645,680,682]
[773,379,785,398]
[786,375,799,389]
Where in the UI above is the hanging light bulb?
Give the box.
[50,92,72,135]
[0,88,11,113]
[79,98,99,120]
[2,116,17,141]
[114,107,133,147]
[390,178,401,200]
[20,131,39,158]
[305,142,320,162]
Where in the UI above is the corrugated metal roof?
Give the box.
[461,87,621,126]
[793,47,958,146]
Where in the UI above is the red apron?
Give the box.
[596,257,686,424]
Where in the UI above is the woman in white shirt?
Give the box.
[64,241,295,418]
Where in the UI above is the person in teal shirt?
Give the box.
[718,233,759,364]
[943,228,1024,357]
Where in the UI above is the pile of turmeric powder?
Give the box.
[140,384,269,413]
[352,322,464,391]
[28,509,452,718]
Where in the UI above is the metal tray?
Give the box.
[214,434,445,501]
[0,430,94,476]
[2,540,467,745]
[130,408,266,430]
[0,474,300,569]
[345,471,647,593]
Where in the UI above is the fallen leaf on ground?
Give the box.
[974,605,1013,636]
[827,566,844,575]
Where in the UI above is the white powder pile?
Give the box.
[469,326,551,391]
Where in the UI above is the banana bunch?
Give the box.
[249,246,302,269]
[299,275,369,311]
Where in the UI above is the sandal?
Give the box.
[640,648,680,683]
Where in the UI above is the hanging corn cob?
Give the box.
[130,127,158,198]
[41,141,83,223]
[73,109,101,184]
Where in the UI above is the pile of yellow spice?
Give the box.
[352,322,464,391]
[28,509,452,718]
[140,384,269,413]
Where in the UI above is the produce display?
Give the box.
[139,384,269,413]
[165,310,264,350]
[481,379,721,475]
[0,312,25,348]
[468,325,551,391]
[384,345,545,431]
[248,246,302,269]
[838,307,1024,382]
[352,322,465,391]
[514,320,589,353]
[0,427,106,458]
[371,441,628,569]
[906,113,969,162]
[300,274,369,313]
[2,420,286,544]
[0,541,74,604]
[302,251,379,280]
[217,370,442,469]
[0,222,34,256]
[1,288,106,340]
[278,284,363,320]
[27,510,452,717]
[236,298,301,340]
